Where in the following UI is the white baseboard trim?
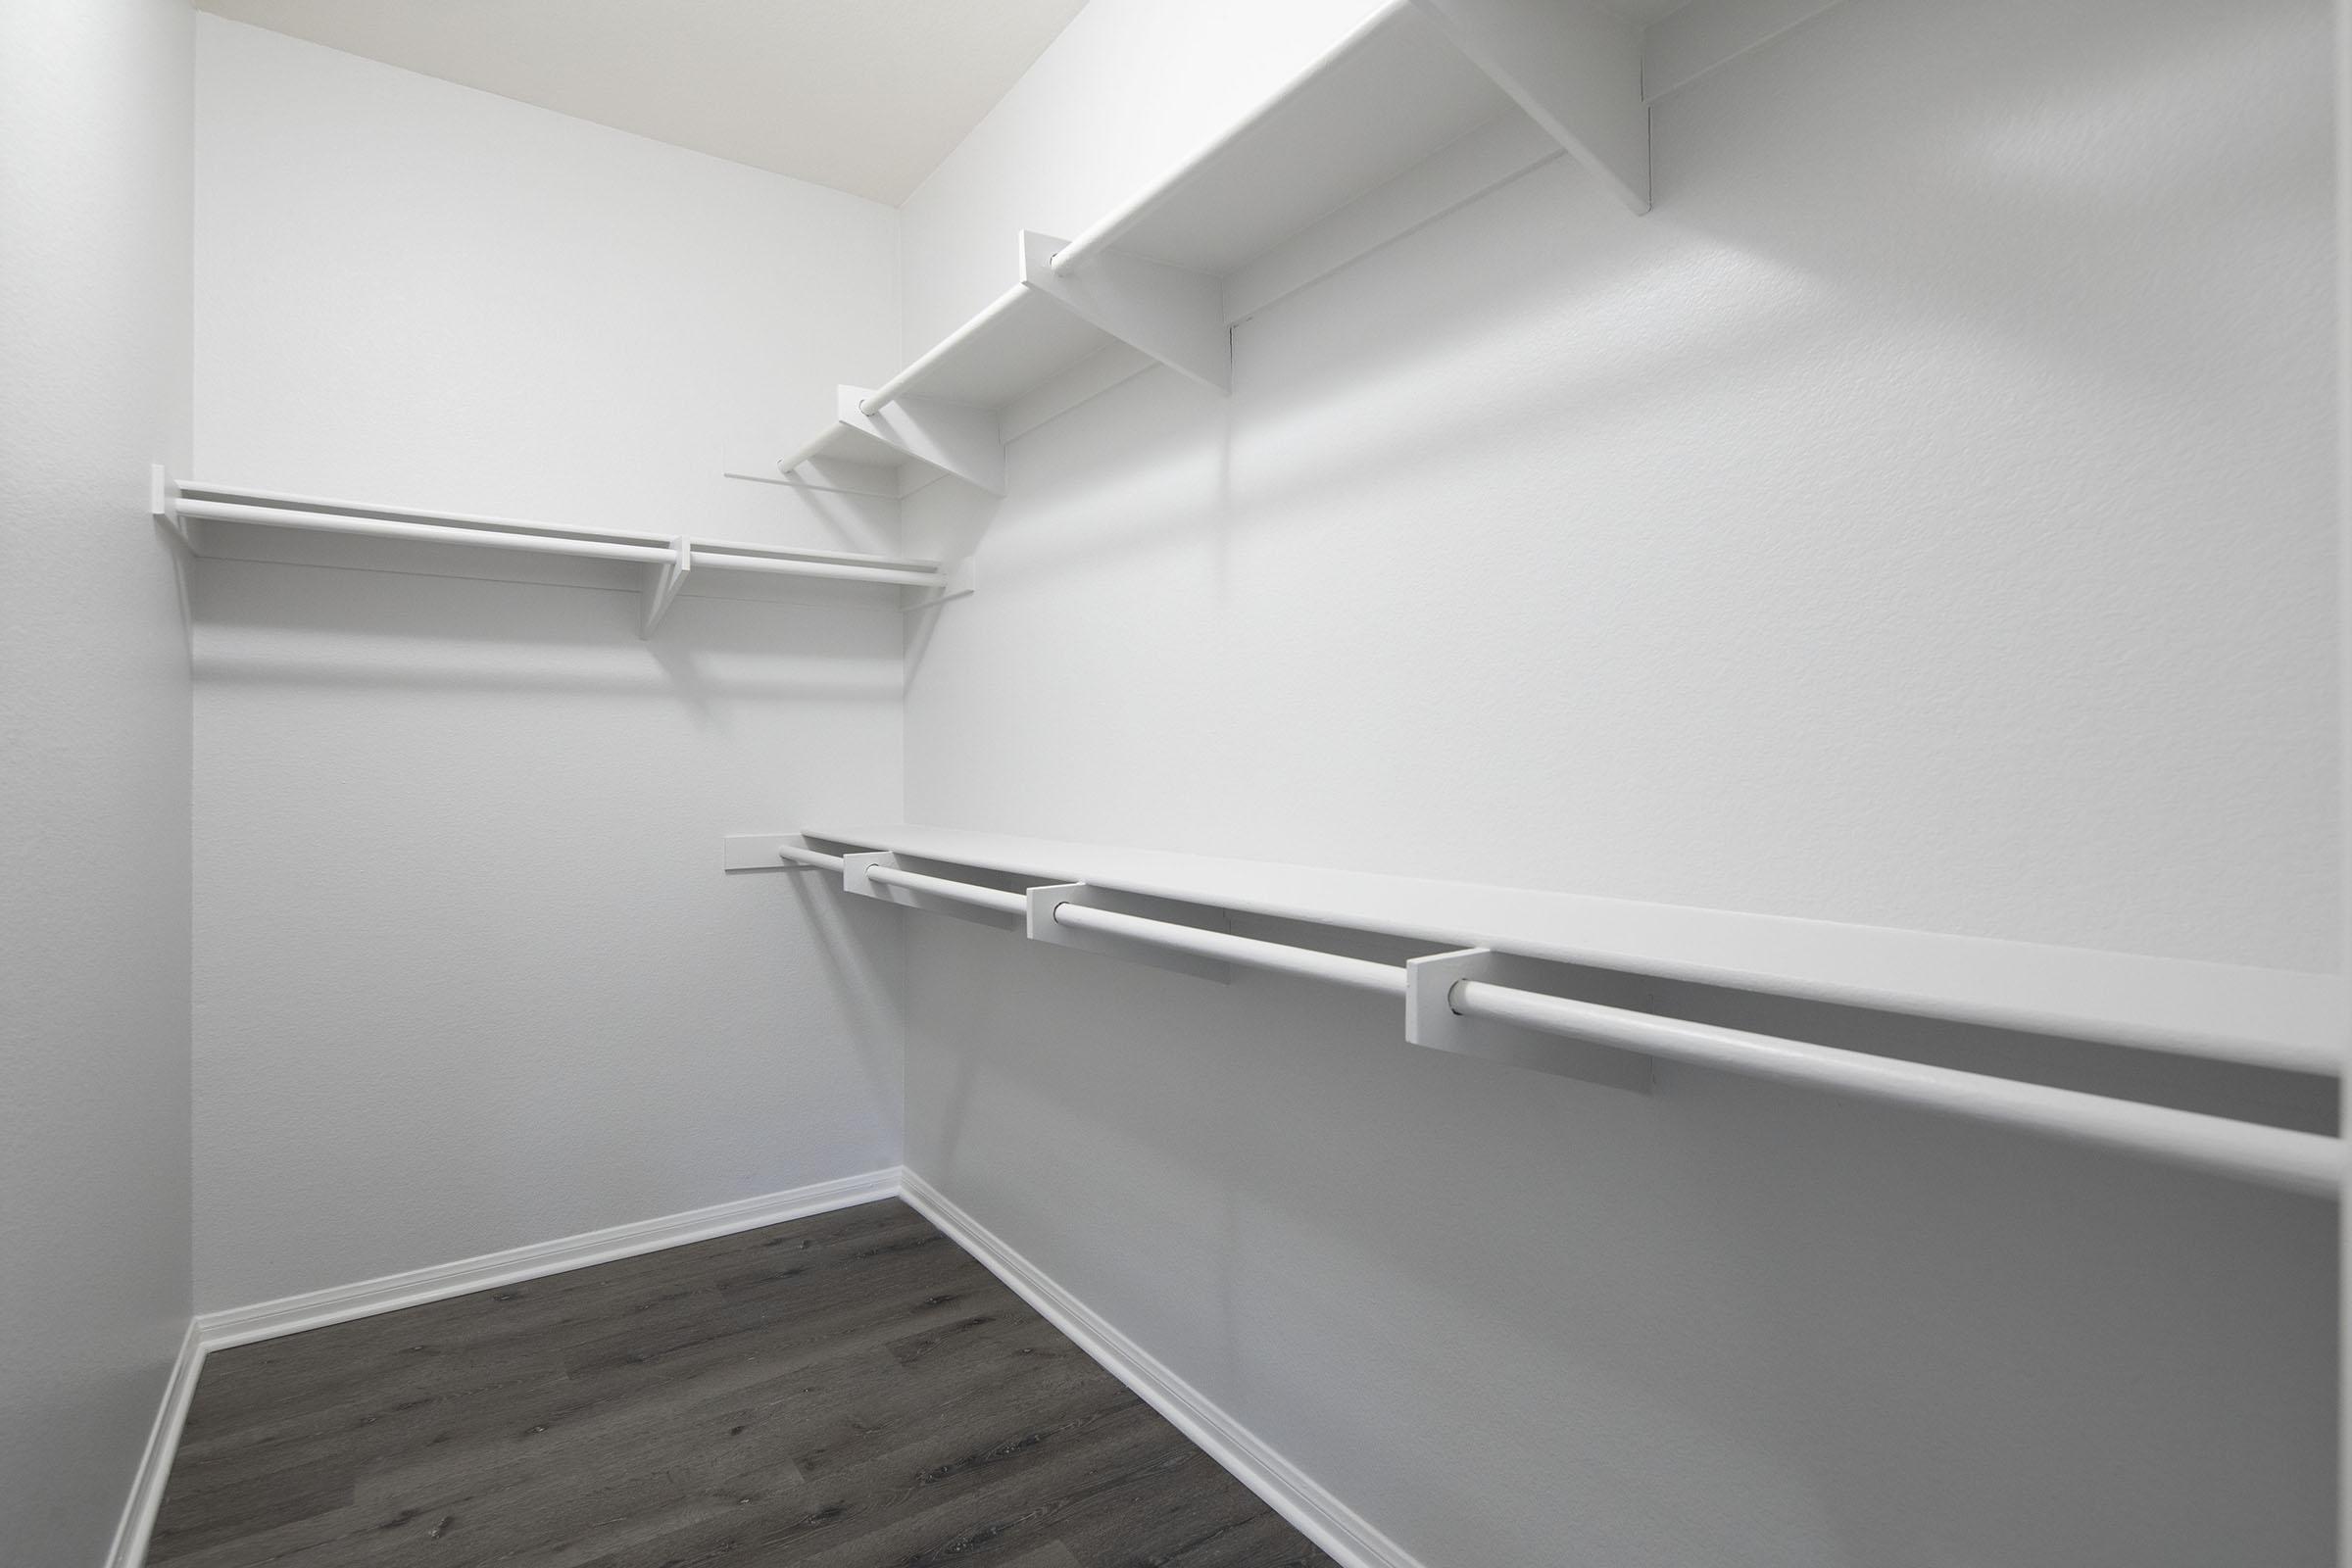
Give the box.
[899,1168,1428,1568]
[108,1170,896,1567]
[134,1167,1411,1568]
[105,1317,205,1568]
[195,1167,900,1352]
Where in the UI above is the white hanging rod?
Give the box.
[688,550,946,589]
[866,863,1029,914]
[855,282,1035,421]
[777,845,849,872]
[1047,898,2339,1195]
[776,425,849,478]
[174,499,675,564]
[815,866,2335,1197]
[180,482,660,545]
[1051,901,1408,995]
[1448,982,2340,1199]
[176,480,948,574]
[172,488,952,588]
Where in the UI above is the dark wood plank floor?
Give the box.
[150,1199,1335,1568]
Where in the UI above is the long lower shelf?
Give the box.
[727,824,2343,1198]
[797,823,2339,1075]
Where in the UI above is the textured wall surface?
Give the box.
[903,0,2337,969]
[194,17,905,546]
[895,0,2341,1562]
[191,19,909,1312]
[0,0,195,1560]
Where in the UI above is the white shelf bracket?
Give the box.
[150,464,194,553]
[1026,883,1233,984]
[639,536,690,639]
[1409,0,1652,214]
[728,456,900,500]
[1405,948,1653,1092]
[1025,231,1231,394]
[902,557,976,614]
[835,385,1005,495]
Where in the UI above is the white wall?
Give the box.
[190,18,908,1311]
[895,0,2339,1562]
[904,0,2336,971]
[0,0,195,1560]
[194,16,903,545]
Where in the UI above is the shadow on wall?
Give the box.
[892,0,2328,612]
[899,913,2337,1567]
[188,554,907,711]
[891,0,2335,977]
[185,545,911,1311]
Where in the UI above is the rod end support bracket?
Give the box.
[1027,883,1231,983]
[151,464,194,552]
[1406,948,1651,1093]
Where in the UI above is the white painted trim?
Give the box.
[105,1317,205,1568]
[900,1169,1430,1568]
[196,1168,899,1351]
[122,1169,1414,1568]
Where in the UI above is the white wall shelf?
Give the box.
[727,823,2343,1198]
[773,0,1653,496]
[783,823,2343,1076]
[154,470,973,633]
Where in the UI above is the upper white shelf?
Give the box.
[800,822,2344,1079]
[778,0,1651,497]
[155,472,972,635]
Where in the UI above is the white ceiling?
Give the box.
[196,0,1094,205]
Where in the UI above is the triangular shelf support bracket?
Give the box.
[150,464,195,553]
[639,536,690,639]
[1024,231,1231,394]
[834,385,1005,495]
[902,557,976,615]
[1408,0,1651,214]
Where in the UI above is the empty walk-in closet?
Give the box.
[3,0,2345,1563]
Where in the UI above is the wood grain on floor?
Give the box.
[149,1199,1336,1568]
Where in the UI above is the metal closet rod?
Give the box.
[1445,981,2339,1199]
[172,495,950,589]
[1052,901,2341,1197]
[784,846,1031,915]
[1047,905,2341,1198]
[776,425,848,478]
[1054,902,1406,995]
[689,550,943,589]
[855,282,1036,421]
[865,862,1029,915]
[787,847,2341,1199]
[175,499,673,564]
